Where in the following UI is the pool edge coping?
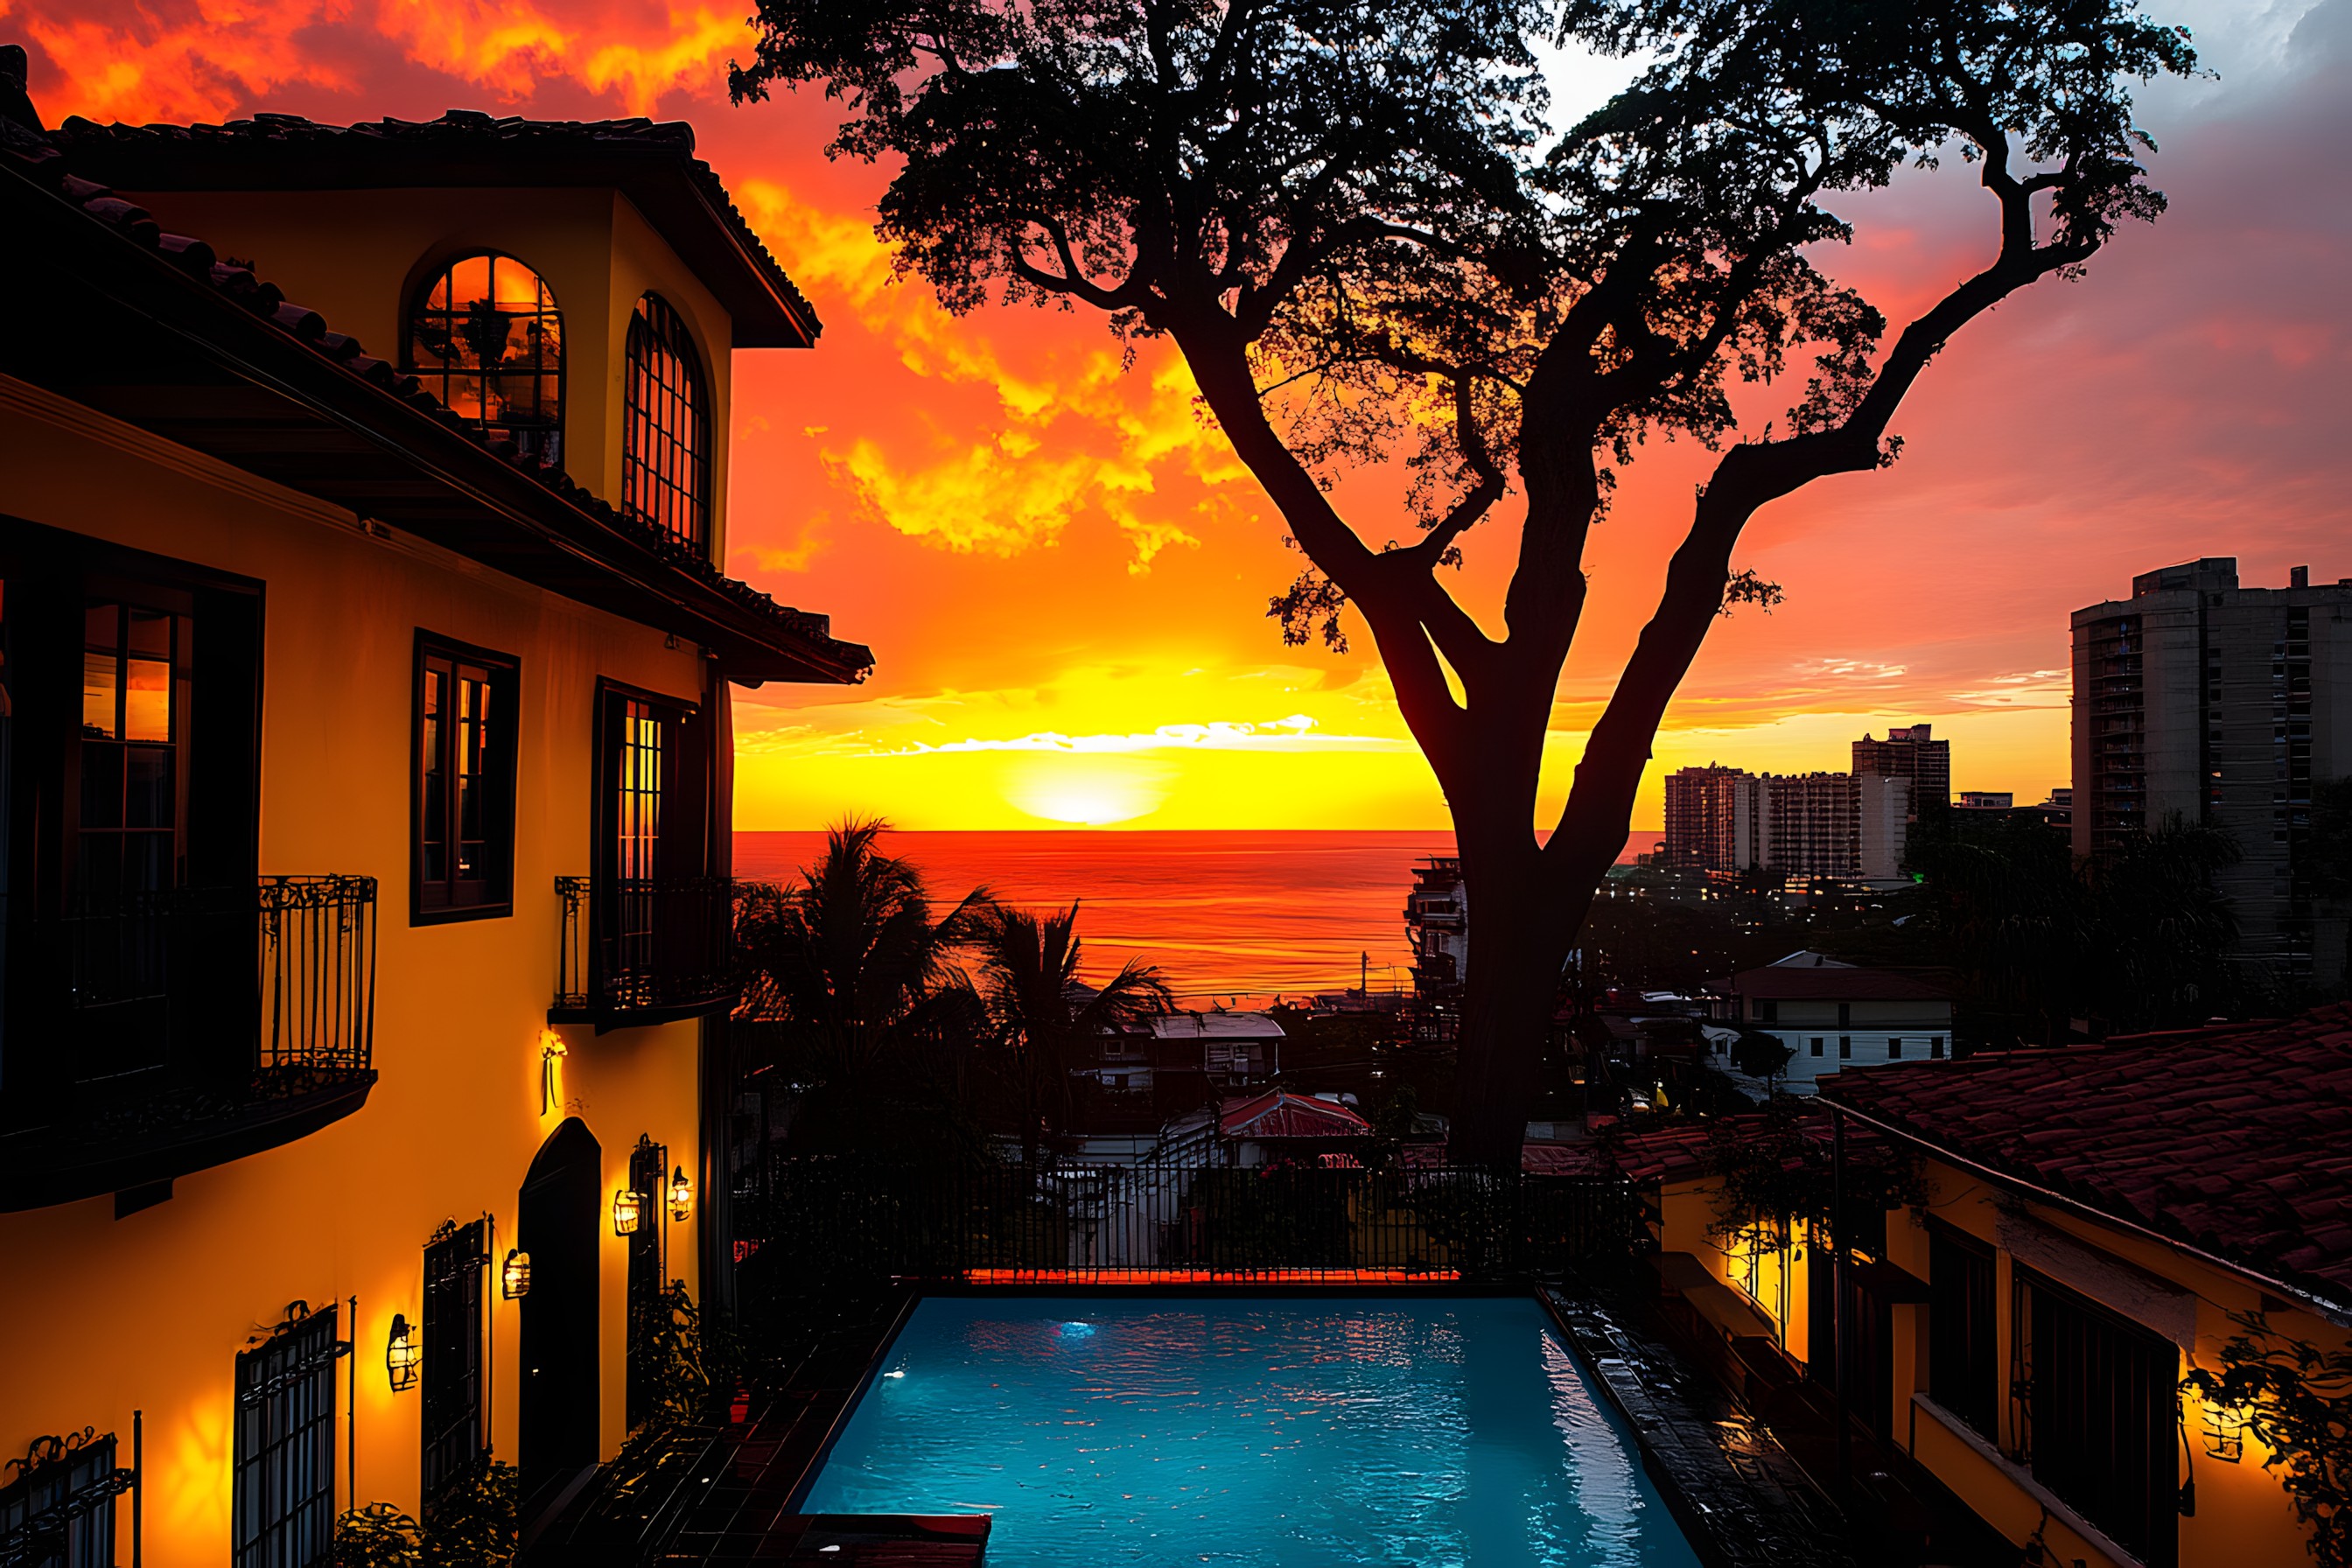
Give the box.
[782,1279,1740,1566]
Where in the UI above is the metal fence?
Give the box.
[735,1152,1644,1292]
[258,874,376,1075]
[553,876,736,1019]
[12,876,374,1094]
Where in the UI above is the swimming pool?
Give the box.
[800,1294,1704,1567]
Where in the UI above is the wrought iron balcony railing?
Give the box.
[0,875,377,1212]
[550,876,738,1028]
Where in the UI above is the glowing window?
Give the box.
[406,253,564,465]
[621,294,711,554]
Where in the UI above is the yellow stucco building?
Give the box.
[1623,1010,2352,1568]
[0,73,866,1566]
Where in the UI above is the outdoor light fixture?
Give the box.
[2205,1396,2249,1462]
[668,1166,692,1222]
[541,1033,568,1116]
[387,1313,420,1392]
[612,1187,643,1236]
[501,1248,531,1299]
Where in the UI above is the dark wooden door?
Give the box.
[518,1117,600,1517]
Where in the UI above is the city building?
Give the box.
[1618,1003,2352,1568]
[0,100,867,1561]
[1665,766,1914,880]
[1760,772,1856,881]
[1854,774,1913,878]
[1662,764,1760,873]
[2072,557,2352,988]
[1403,855,1469,991]
[1728,951,1952,1092]
[1852,723,1950,812]
[1954,790,2014,811]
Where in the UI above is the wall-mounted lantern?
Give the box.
[500,1249,532,1300]
[612,1187,643,1236]
[387,1313,420,1393]
[541,1033,568,1116]
[668,1166,692,1222]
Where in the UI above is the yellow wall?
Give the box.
[0,361,715,1563]
[1649,1158,2334,1568]
[110,186,736,562]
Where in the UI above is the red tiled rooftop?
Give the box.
[1820,1003,2352,1307]
[1218,1091,1369,1140]
[0,108,870,682]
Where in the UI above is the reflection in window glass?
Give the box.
[407,253,564,465]
[78,601,185,900]
[81,650,117,738]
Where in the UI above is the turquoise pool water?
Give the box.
[801,1295,1704,1567]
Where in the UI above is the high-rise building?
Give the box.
[1663,764,1760,872]
[1760,772,1856,879]
[1853,724,1951,812]
[1856,774,1914,878]
[2072,557,2352,987]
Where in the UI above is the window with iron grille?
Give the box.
[422,1220,487,1502]
[413,636,519,922]
[625,1136,668,1431]
[404,254,564,466]
[0,1430,132,1568]
[620,295,710,555]
[234,1302,343,1568]
[2010,1269,2178,1568]
[1927,1222,1998,1440]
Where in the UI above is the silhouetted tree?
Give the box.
[733,0,2195,1162]
[734,818,988,1152]
[1904,809,2245,1041]
[968,900,1172,1163]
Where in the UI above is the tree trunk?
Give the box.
[1444,836,1598,1169]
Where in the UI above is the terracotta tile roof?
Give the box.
[1820,1004,2352,1308]
[46,108,822,346]
[1218,1091,1369,1140]
[0,116,870,681]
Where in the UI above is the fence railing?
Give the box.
[259,875,376,1076]
[553,876,737,1021]
[11,875,376,1096]
[734,1152,1644,1292]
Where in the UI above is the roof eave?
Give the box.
[2,156,865,686]
[1818,1089,2352,1329]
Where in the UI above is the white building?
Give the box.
[1728,951,1953,1095]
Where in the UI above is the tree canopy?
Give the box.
[735,0,2197,1161]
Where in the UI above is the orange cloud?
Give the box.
[12,1,358,123]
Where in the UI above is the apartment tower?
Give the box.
[2072,558,2352,988]
[1852,723,1950,813]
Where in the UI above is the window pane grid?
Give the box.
[406,254,564,466]
[233,1304,340,1568]
[422,1220,486,1502]
[621,295,710,555]
[416,644,516,916]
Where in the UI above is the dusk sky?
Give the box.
[13,0,2348,833]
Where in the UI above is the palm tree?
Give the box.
[734,818,986,1154]
[968,901,1172,1166]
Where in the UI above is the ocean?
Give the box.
[732,829,1657,1005]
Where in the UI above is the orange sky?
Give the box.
[11,0,2348,832]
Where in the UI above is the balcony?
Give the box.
[550,876,738,1029]
[0,875,378,1212]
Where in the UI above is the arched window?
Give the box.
[621,294,710,553]
[407,253,564,465]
